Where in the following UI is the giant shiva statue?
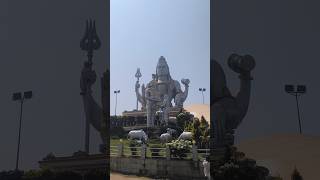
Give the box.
[211,54,255,148]
[135,56,190,127]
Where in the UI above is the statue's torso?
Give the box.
[156,81,169,97]
[145,79,176,106]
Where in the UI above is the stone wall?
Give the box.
[110,157,207,179]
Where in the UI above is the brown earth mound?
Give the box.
[236,133,320,180]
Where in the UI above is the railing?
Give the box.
[110,144,210,162]
[197,148,210,161]
[110,145,118,156]
[146,147,167,158]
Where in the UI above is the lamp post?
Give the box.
[285,84,306,134]
[12,91,33,171]
[114,90,120,116]
[199,88,206,104]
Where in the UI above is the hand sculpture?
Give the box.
[212,54,255,148]
[135,81,146,110]
[174,78,190,108]
[80,61,104,148]
[80,61,97,95]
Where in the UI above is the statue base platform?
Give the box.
[122,107,183,117]
[39,153,108,173]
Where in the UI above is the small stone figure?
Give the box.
[203,157,211,180]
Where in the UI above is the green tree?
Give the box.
[191,118,201,146]
[176,111,193,131]
[291,168,303,180]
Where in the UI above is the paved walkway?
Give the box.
[110,172,152,180]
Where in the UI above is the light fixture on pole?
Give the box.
[199,88,206,104]
[285,84,306,134]
[114,90,120,116]
[12,90,33,171]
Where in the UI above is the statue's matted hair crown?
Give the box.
[158,56,167,65]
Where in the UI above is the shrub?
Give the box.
[166,139,192,159]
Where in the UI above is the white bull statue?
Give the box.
[166,128,178,137]
[159,128,179,144]
[160,133,172,144]
[178,131,193,141]
[127,129,148,143]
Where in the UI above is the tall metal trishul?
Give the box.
[80,19,101,66]
[135,68,142,81]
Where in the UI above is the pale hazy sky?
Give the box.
[110,0,210,115]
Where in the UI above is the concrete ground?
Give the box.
[110,172,152,180]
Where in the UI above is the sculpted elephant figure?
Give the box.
[211,54,255,148]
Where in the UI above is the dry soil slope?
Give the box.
[184,104,210,124]
[236,134,320,180]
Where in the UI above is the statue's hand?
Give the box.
[181,79,190,86]
[228,54,255,79]
[135,81,140,89]
[228,54,255,73]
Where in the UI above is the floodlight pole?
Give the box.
[114,90,120,116]
[115,92,117,116]
[294,93,302,134]
[199,88,206,104]
[13,91,32,171]
[285,85,305,134]
[202,91,205,104]
[15,97,24,171]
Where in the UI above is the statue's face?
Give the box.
[156,57,169,76]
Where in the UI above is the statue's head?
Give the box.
[156,56,170,78]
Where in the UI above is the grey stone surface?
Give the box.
[110,157,206,179]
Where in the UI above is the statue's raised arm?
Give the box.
[174,78,190,108]
[135,81,146,110]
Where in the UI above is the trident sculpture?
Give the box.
[80,19,101,66]
[135,68,142,110]
[80,19,101,154]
